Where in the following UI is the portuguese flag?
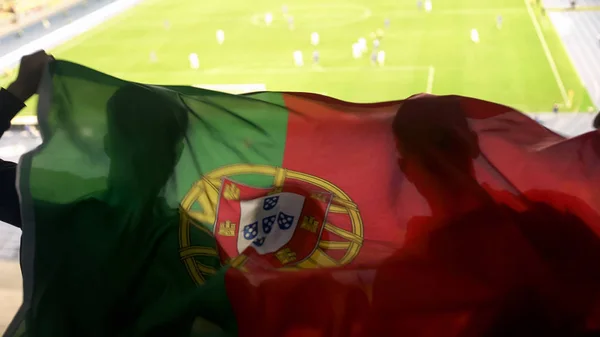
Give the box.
[6,61,600,337]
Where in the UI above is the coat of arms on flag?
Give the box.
[214,178,332,269]
[179,165,365,282]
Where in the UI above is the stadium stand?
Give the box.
[0,259,21,332]
[542,0,600,108]
[0,0,121,57]
[529,111,596,136]
[0,128,40,260]
[0,0,76,25]
[0,224,19,260]
[542,0,600,9]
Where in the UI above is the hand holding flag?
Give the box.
[7,50,53,103]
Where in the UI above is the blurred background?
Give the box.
[0,0,599,330]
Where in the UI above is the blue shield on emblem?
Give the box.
[236,191,307,255]
[253,237,266,247]
[263,196,279,211]
[243,221,258,240]
[262,215,276,234]
[277,211,295,230]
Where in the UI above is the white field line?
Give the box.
[204,65,429,75]
[426,66,435,93]
[111,65,429,78]
[386,7,525,16]
[523,0,570,107]
[193,83,267,94]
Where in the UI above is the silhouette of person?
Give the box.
[368,95,600,337]
[103,84,188,208]
[27,84,220,337]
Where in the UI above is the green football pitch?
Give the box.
[5,0,597,115]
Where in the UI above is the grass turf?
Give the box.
[3,0,595,115]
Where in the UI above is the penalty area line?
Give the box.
[202,65,429,75]
[523,0,570,107]
[426,66,435,94]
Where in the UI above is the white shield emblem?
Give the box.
[237,192,305,254]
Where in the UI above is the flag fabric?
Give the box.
[6,60,600,337]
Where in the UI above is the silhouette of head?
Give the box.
[104,84,189,198]
[393,95,481,203]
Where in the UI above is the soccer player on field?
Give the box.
[288,16,294,30]
[370,51,377,65]
[313,50,320,64]
[497,15,502,29]
[377,50,385,66]
[352,43,362,59]
[373,39,381,50]
[417,0,423,10]
[293,51,304,67]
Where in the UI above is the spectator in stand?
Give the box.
[8,1,18,24]
[0,50,53,228]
